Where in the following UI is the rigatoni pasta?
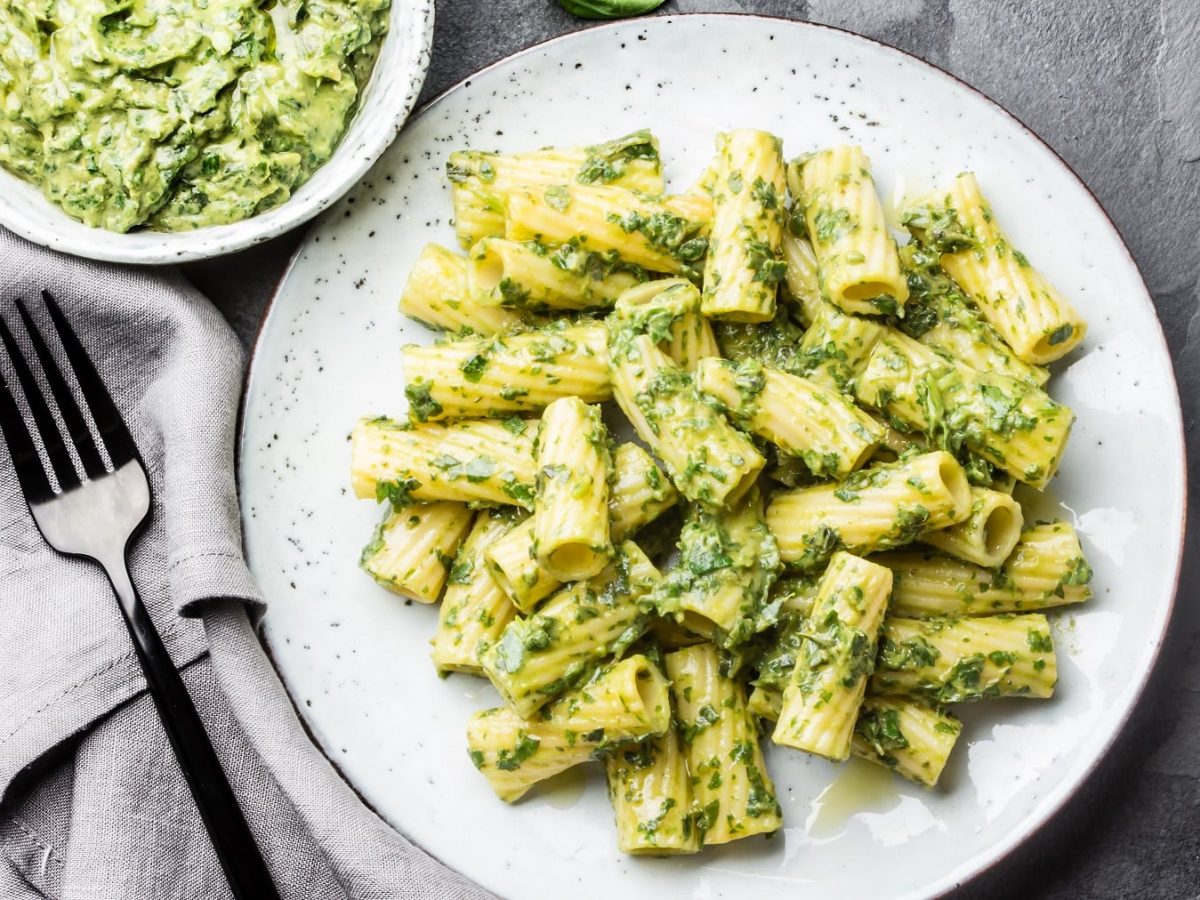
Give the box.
[400,243,525,336]
[351,130,1095,856]
[432,510,521,674]
[351,416,537,508]
[794,297,886,392]
[360,501,475,603]
[652,485,781,648]
[872,613,1058,703]
[506,183,712,276]
[851,697,962,787]
[854,329,1073,489]
[665,644,783,844]
[402,321,610,421]
[700,129,788,322]
[899,243,1048,386]
[605,719,701,855]
[793,145,908,316]
[533,398,612,581]
[608,329,763,508]
[467,654,671,802]
[696,357,883,479]
[467,237,647,312]
[448,130,665,248]
[611,279,720,372]
[920,486,1024,568]
[607,442,680,539]
[766,450,971,569]
[878,521,1093,617]
[772,552,892,760]
[482,542,660,717]
[904,172,1086,364]
[485,442,677,613]
[780,229,824,326]
[748,685,963,790]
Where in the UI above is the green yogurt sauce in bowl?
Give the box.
[0,0,392,233]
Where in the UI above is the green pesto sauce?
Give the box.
[0,0,389,232]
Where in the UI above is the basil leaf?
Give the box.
[556,0,668,20]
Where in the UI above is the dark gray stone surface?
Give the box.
[185,1,1200,896]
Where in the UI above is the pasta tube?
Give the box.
[400,243,524,336]
[781,229,824,326]
[850,697,962,788]
[506,184,712,276]
[877,521,1093,617]
[432,510,521,674]
[605,722,701,855]
[665,644,783,845]
[534,398,612,581]
[611,279,720,372]
[653,486,781,648]
[467,237,647,311]
[607,442,681,540]
[772,552,892,760]
[745,684,785,722]
[359,502,475,603]
[608,330,764,508]
[795,299,886,392]
[992,471,1019,495]
[700,129,787,322]
[485,442,677,613]
[448,131,665,248]
[793,145,908,316]
[696,357,883,479]
[766,451,972,570]
[402,321,610,421]
[903,173,1086,363]
[482,542,660,717]
[351,416,537,508]
[872,613,1058,702]
[920,486,1024,568]
[899,243,1048,386]
[854,330,1074,489]
[467,654,671,802]
[747,686,960,789]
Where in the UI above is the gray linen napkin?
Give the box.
[0,227,491,899]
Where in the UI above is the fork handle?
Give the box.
[102,556,281,900]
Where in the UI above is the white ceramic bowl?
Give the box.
[0,1,434,265]
[240,15,1185,900]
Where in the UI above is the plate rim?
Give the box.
[237,13,1189,898]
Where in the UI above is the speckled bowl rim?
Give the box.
[0,0,435,265]
[239,13,1189,897]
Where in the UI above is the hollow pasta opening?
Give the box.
[470,244,505,295]
[982,502,1020,560]
[547,543,606,582]
[937,454,971,518]
[633,664,659,715]
[724,464,762,510]
[842,281,894,303]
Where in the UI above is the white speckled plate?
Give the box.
[0,1,434,264]
[239,15,1186,900]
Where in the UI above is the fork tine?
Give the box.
[0,361,55,504]
[15,298,108,479]
[0,311,80,491]
[41,291,140,468]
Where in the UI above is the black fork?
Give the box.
[0,292,280,900]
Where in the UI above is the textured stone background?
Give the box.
[186,1,1200,896]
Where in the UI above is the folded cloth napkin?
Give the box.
[0,227,491,900]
